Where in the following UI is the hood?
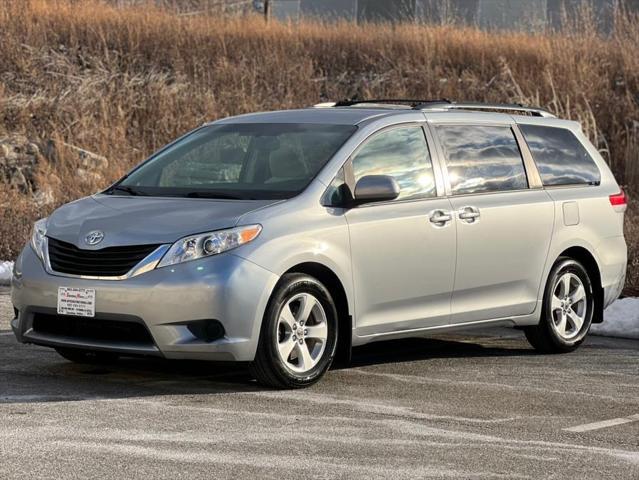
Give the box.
[45,195,278,249]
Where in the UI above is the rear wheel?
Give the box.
[525,257,594,353]
[55,347,119,364]
[250,273,338,388]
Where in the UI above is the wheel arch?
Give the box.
[282,262,352,365]
[557,246,604,324]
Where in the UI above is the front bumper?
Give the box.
[11,246,279,361]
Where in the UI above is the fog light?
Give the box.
[187,319,225,343]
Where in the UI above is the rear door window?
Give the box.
[519,124,601,186]
[436,125,528,195]
[351,126,436,201]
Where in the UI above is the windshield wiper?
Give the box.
[185,191,245,200]
[107,185,148,196]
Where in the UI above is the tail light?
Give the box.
[609,189,627,207]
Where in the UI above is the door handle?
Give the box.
[429,210,452,227]
[458,206,480,223]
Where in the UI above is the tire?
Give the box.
[55,347,119,365]
[525,257,594,353]
[250,273,338,389]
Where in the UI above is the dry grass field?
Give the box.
[0,0,637,292]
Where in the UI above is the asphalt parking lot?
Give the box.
[0,287,638,479]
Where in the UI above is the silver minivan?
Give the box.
[10,100,628,388]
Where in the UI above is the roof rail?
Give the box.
[329,99,452,108]
[314,99,555,118]
[419,101,556,118]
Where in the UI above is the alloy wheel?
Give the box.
[550,272,588,340]
[276,292,328,373]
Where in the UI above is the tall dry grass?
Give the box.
[624,198,639,296]
[0,0,637,291]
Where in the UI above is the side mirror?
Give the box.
[353,175,400,205]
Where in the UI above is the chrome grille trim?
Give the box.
[44,237,171,280]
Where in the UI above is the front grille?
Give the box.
[47,237,159,277]
[32,313,155,346]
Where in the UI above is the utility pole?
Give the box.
[264,0,270,22]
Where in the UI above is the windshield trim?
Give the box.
[104,186,301,201]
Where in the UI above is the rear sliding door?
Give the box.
[431,122,555,324]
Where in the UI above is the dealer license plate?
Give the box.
[57,287,95,317]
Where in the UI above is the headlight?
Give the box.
[30,218,48,261]
[157,224,262,268]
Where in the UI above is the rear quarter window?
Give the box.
[519,125,601,187]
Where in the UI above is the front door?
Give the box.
[346,125,456,337]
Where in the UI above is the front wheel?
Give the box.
[525,257,594,353]
[250,273,338,389]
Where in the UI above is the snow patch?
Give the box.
[0,261,13,285]
[593,297,639,340]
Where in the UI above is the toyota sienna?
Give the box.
[10,100,628,388]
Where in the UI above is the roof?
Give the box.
[213,108,395,126]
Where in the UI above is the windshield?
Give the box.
[110,123,357,200]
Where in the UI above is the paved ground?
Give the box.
[1,287,638,479]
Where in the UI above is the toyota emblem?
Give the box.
[85,230,105,246]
